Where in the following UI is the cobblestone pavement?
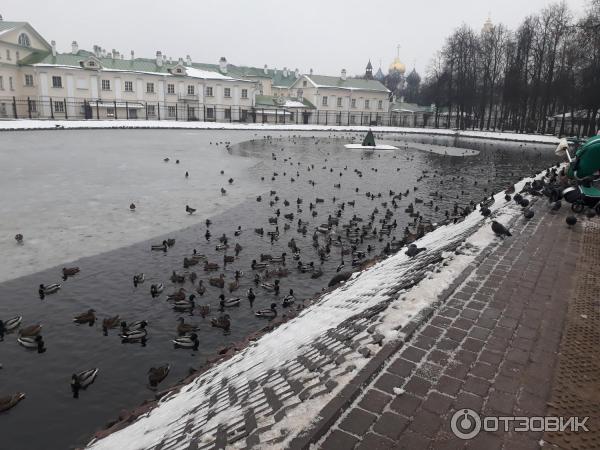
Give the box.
[318,207,585,450]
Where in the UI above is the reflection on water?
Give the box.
[0,132,558,450]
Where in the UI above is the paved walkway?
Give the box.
[317,206,585,449]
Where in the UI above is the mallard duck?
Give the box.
[218,294,240,308]
[71,368,99,398]
[177,317,199,335]
[196,280,206,296]
[132,273,145,287]
[215,243,229,251]
[209,274,225,288]
[121,328,147,343]
[4,316,22,332]
[148,364,170,389]
[254,228,264,236]
[150,283,164,297]
[102,316,120,335]
[173,333,199,350]
[297,262,314,273]
[255,303,277,318]
[198,304,210,318]
[0,392,25,412]
[224,255,235,264]
[234,226,242,236]
[38,283,61,298]
[173,295,195,311]
[73,309,96,325]
[270,253,287,264]
[186,205,196,214]
[151,242,168,251]
[170,271,186,283]
[62,267,80,278]
[282,290,295,307]
[228,279,239,292]
[166,238,176,247]
[19,323,42,337]
[251,260,269,270]
[167,288,186,301]
[211,315,231,332]
[204,262,219,271]
[17,335,45,353]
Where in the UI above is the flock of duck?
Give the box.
[1,133,558,417]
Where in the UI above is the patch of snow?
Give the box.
[393,387,405,395]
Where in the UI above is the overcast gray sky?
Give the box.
[2,0,588,78]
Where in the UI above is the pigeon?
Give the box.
[15,233,23,243]
[221,188,227,195]
[185,171,189,178]
[523,209,534,219]
[163,158,170,162]
[504,194,512,201]
[566,216,577,228]
[491,221,512,237]
[129,203,136,211]
[514,194,523,204]
[405,244,426,257]
[550,200,562,213]
[186,205,196,214]
[519,198,530,207]
[480,207,491,217]
[228,178,234,184]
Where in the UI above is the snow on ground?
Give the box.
[85,172,539,450]
[0,119,561,144]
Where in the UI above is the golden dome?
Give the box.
[389,57,406,74]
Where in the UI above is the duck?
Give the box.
[228,279,240,292]
[71,368,99,398]
[38,283,61,298]
[147,364,170,389]
[261,279,280,293]
[254,228,264,236]
[170,271,186,283]
[209,274,225,288]
[0,393,26,412]
[270,253,287,264]
[3,316,22,333]
[217,293,240,308]
[251,260,269,270]
[196,280,206,296]
[310,268,324,279]
[211,315,231,333]
[73,309,96,326]
[150,283,164,297]
[15,233,24,243]
[166,238,176,247]
[102,315,120,335]
[198,304,210,318]
[129,203,136,211]
[163,157,170,162]
[282,290,295,307]
[151,242,168,251]
[19,323,42,337]
[221,187,227,195]
[121,320,148,333]
[172,333,199,350]
[215,243,229,251]
[173,296,196,312]
[62,267,80,279]
[186,205,196,215]
[17,335,45,353]
[255,303,277,319]
[166,288,186,302]
[228,177,234,184]
[234,226,242,236]
[133,273,145,286]
[177,317,199,335]
[120,327,148,343]
[204,262,219,271]
[297,261,314,273]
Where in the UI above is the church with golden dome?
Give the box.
[389,57,406,75]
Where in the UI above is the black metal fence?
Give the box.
[0,96,596,137]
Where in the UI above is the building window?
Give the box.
[167,84,175,94]
[322,96,328,106]
[187,85,195,95]
[52,76,62,88]
[225,108,231,119]
[25,74,34,87]
[365,100,370,109]
[378,100,383,110]
[224,88,231,98]
[303,80,307,87]
[16,51,20,61]
[337,97,342,107]
[205,86,213,97]
[102,80,111,91]
[146,82,154,93]
[167,106,176,117]
[336,113,342,125]
[206,107,214,119]
[106,107,115,118]
[147,105,156,116]
[6,50,11,60]
[30,100,37,112]
[54,101,65,113]
[18,33,31,47]
[351,98,356,108]
[0,76,3,89]
[89,61,95,67]
[124,81,133,92]
[241,89,248,99]
[9,77,14,90]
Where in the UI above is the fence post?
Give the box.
[126,101,129,120]
[50,97,54,119]
[113,100,118,120]
[176,103,178,121]
[64,99,68,120]
[325,110,328,126]
[230,108,232,123]
[27,97,32,119]
[262,108,265,123]
[12,96,17,119]
[157,102,161,121]
[239,106,241,122]
[96,100,100,119]
[145,102,148,120]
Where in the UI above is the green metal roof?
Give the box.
[305,75,389,92]
[254,95,315,109]
[390,101,433,113]
[0,20,25,34]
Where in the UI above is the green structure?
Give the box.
[362,129,376,147]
